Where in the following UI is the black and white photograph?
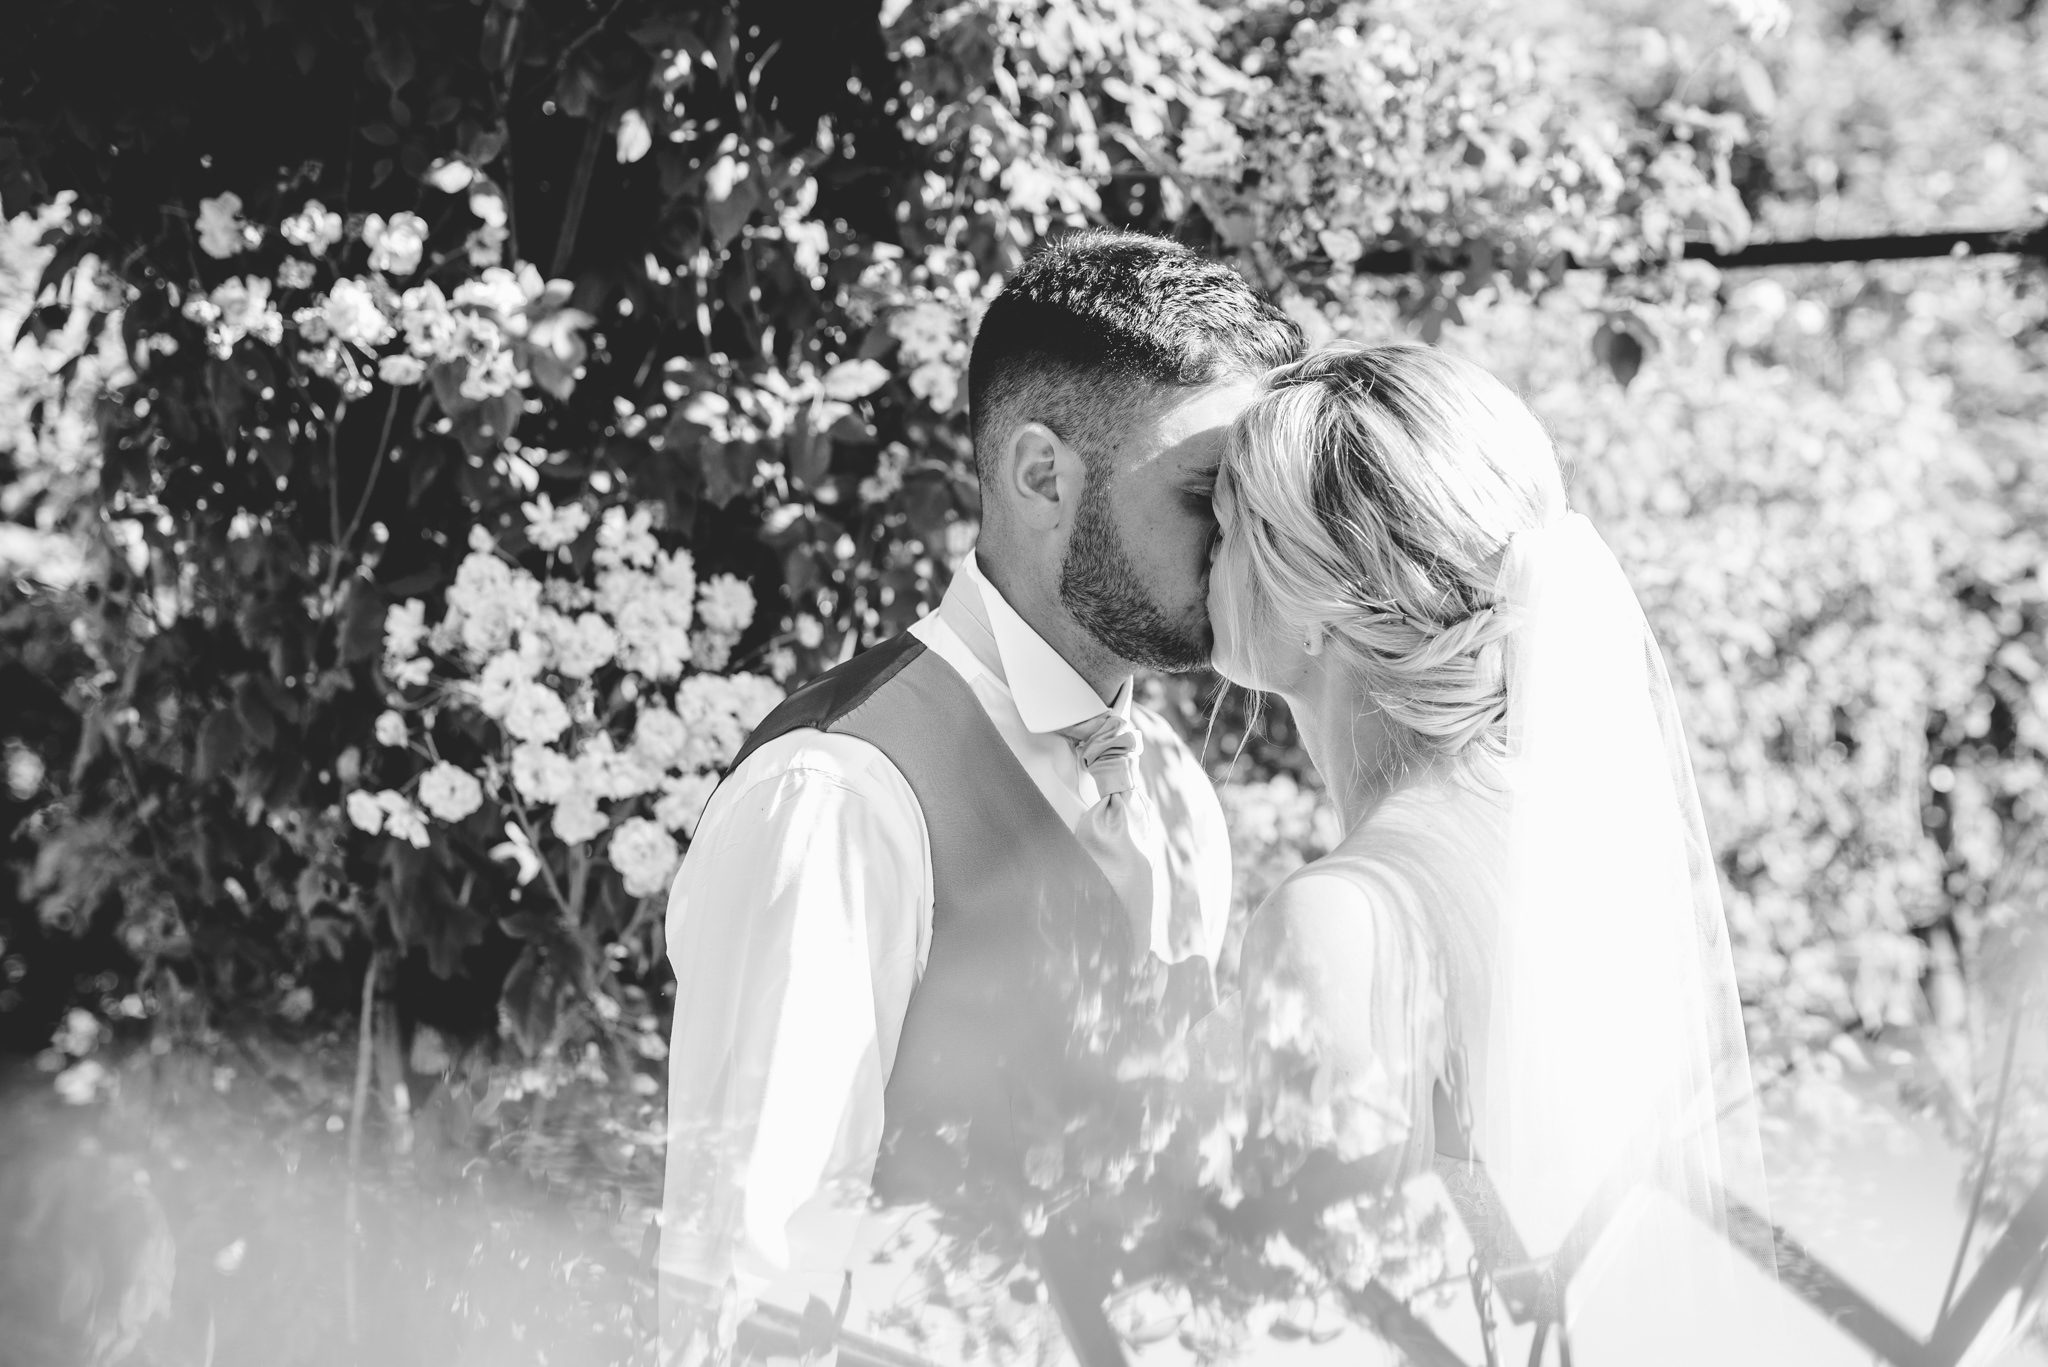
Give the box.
[1,0,2045,1364]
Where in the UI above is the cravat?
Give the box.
[1058,680,1162,955]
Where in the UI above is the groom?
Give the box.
[659,230,1303,1365]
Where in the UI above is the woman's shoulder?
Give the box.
[1250,862,1434,985]
[1324,778,1509,894]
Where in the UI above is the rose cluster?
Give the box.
[359,497,782,903]
[184,182,591,408]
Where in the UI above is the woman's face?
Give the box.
[1207,472,1316,696]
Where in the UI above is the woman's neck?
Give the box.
[1281,660,1410,834]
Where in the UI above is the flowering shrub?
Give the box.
[356,504,781,1048]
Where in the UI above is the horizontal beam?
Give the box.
[1346,224,2048,276]
[1686,225,2048,270]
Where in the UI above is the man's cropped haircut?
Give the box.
[967,231,1304,491]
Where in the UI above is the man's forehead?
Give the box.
[1142,377,1260,470]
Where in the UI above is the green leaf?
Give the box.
[339,581,384,664]
[1592,320,1648,389]
[257,432,295,480]
[704,177,761,249]
[371,32,416,92]
[821,358,889,401]
[498,946,559,1057]
[697,441,759,509]
[902,470,957,542]
[233,674,279,748]
[194,708,246,782]
[788,428,831,487]
[205,357,247,437]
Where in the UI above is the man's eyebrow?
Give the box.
[1186,462,1221,485]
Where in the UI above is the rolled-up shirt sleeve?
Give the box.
[657,728,930,1352]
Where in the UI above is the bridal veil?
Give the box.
[1477,509,1776,1337]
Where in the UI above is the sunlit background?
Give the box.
[1,0,2044,1363]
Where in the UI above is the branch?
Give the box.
[551,116,603,279]
[318,386,405,602]
[509,799,581,927]
[343,949,381,1347]
[1937,989,2030,1323]
[549,0,633,81]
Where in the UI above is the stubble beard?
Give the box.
[1057,476,1211,674]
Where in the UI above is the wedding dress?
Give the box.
[1217,513,1777,1365]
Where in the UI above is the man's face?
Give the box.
[1058,378,1261,673]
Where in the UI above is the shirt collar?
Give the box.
[941,552,1126,733]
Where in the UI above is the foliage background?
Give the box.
[1,0,2045,1361]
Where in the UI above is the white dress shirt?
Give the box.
[659,552,1233,1335]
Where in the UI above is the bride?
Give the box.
[1203,341,1775,1362]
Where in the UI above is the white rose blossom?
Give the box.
[610,817,681,898]
[689,629,733,673]
[475,649,537,718]
[281,199,345,255]
[511,742,576,805]
[653,547,696,596]
[197,192,257,259]
[907,361,959,413]
[321,278,396,351]
[206,277,285,356]
[632,706,690,769]
[378,354,426,386]
[594,505,659,570]
[504,680,572,745]
[546,611,616,680]
[54,1060,110,1106]
[523,494,591,552]
[453,264,538,318]
[887,300,957,364]
[290,304,330,344]
[377,791,432,849]
[400,281,458,358]
[346,789,386,835]
[673,673,784,771]
[1176,115,1246,179]
[456,320,524,401]
[384,598,428,660]
[552,794,608,846]
[364,211,429,277]
[54,1008,101,1057]
[387,655,432,689]
[614,591,695,681]
[444,551,543,660]
[418,762,486,823]
[573,733,662,802]
[655,772,719,838]
[695,573,757,635]
[374,710,408,747]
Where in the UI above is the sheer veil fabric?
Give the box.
[1473,510,1776,1342]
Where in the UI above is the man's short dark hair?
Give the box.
[967,230,1305,493]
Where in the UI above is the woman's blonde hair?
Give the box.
[1219,341,1568,765]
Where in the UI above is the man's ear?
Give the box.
[1008,422,1087,532]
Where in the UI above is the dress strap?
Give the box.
[1432,1042,1565,1339]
